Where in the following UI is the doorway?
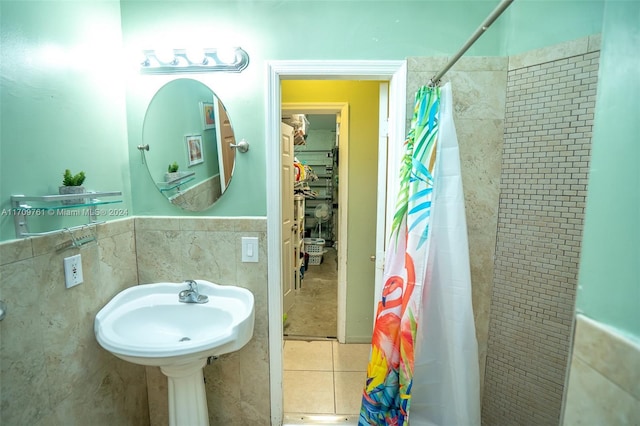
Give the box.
[282,111,340,340]
[266,60,407,425]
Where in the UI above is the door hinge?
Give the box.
[381,118,389,138]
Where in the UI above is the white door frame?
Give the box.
[266,60,407,425]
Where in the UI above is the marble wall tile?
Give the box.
[0,257,51,425]
[238,337,271,424]
[0,218,149,426]
[233,216,268,233]
[587,34,602,53]
[36,360,149,426]
[134,216,181,231]
[96,217,134,240]
[136,229,238,284]
[205,351,243,424]
[0,237,33,265]
[146,366,169,426]
[177,216,235,232]
[570,315,640,400]
[563,316,640,426]
[447,71,507,120]
[95,229,138,305]
[407,57,507,397]
[508,35,599,71]
[452,57,509,72]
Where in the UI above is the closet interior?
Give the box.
[284,114,338,275]
[282,113,339,339]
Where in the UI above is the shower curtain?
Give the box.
[360,83,480,426]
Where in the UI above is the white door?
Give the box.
[281,122,295,315]
[214,97,236,191]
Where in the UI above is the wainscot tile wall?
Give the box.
[0,216,269,426]
[134,216,269,425]
[0,218,148,426]
[562,315,640,425]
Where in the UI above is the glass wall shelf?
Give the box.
[157,176,196,193]
[10,191,123,238]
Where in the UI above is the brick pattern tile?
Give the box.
[481,52,599,426]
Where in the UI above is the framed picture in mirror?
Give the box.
[200,101,215,130]
[186,135,204,166]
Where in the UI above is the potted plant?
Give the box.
[59,169,86,205]
[165,162,181,182]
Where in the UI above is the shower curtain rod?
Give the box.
[428,0,514,86]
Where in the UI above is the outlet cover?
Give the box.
[63,254,83,288]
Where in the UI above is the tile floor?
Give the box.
[283,340,370,416]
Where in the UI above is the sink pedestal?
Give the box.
[161,358,209,426]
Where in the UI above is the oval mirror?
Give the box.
[142,78,236,211]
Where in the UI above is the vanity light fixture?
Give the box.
[140,47,249,74]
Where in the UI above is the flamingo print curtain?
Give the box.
[360,83,480,425]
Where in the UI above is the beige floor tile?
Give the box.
[334,371,366,415]
[332,342,370,372]
[284,340,334,371]
[284,370,335,414]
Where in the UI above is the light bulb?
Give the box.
[216,47,237,64]
[186,48,207,65]
[154,48,176,65]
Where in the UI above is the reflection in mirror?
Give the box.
[142,78,236,211]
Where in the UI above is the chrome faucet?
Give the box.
[178,280,209,304]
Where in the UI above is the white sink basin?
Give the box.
[95,280,255,367]
[94,280,254,426]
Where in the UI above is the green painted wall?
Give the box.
[0,1,132,240]
[118,0,503,217]
[0,0,609,234]
[576,0,640,340]
[503,0,605,55]
[283,80,381,342]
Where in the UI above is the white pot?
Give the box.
[165,172,181,182]
[59,186,86,205]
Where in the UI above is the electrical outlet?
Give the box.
[63,254,83,288]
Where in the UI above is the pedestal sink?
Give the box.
[94,280,255,426]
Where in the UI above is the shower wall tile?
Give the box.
[562,315,640,425]
[570,315,640,400]
[407,56,508,396]
[0,218,149,426]
[482,38,599,425]
[508,35,600,70]
[446,70,507,119]
[135,216,270,426]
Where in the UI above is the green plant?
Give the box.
[168,162,179,173]
[62,169,86,186]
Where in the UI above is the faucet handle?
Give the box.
[184,279,198,291]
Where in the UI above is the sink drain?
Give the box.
[179,337,191,342]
